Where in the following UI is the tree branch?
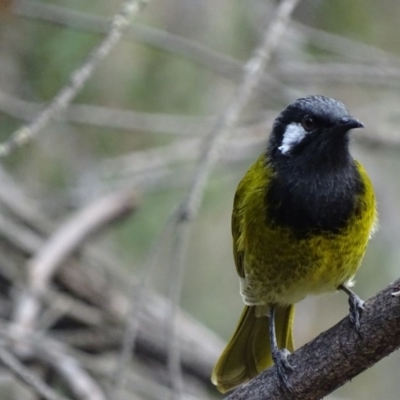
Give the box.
[226,279,400,400]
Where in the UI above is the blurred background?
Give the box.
[0,0,400,399]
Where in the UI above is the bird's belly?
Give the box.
[243,229,369,306]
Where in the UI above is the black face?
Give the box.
[268,95,363,160]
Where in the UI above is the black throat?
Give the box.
[265,142,365,238]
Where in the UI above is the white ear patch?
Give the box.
[278,122,307,155]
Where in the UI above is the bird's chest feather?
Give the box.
[265,165,365,236]
[240,165,375,304]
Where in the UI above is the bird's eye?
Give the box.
[301,116,315,132]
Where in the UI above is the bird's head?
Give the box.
[268,96,363,163]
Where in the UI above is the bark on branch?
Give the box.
[226,279,400,400]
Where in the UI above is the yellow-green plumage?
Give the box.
[212,148,377,392]
[236,155,376,305]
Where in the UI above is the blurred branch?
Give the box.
[111,213,176,399]
[40,288,105,330]
[29,337,107,400]
[2,85,400,154]
[0,89,215,135]
[7,190,136,400]
[0,0,149,157]
[13,0,298,102]
[226,279,400,400]
[0,165,223,374]
[1,328,107,400]
[12,190,137,334]
[278,62,400,88]
[100,122,269,176]
[164,0,301,398]
[0,345,71,400]
[290,21,400,65]
[1,323,210,400]
[0,165,223,397]
[15,0,400,102]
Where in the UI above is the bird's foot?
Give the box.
[339,284,365,335]
[272,347,293,393]
[348,292,365,335]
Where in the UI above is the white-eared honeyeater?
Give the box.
[211,95,377,393]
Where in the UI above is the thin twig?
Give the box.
[0,0,149,157]
[0,344,71,400]
[165,0,301,398]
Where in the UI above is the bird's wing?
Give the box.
[232,187,245,278]
[231,153,272,279]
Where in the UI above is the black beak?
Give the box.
[338,117,364,130]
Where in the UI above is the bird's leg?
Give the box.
[339,283,365,334]
[269,304,293,392]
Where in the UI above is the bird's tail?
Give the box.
[211,304,295,393]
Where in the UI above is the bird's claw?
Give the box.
[273,348,293,393]
[348,293,365,335]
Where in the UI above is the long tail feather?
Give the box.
[212,304,294,393]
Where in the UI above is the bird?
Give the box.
[211,95,377,393]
